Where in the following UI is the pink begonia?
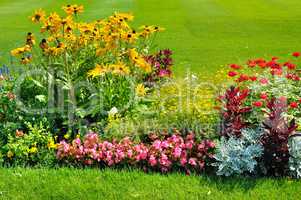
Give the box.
[185,140,194,150]
[173,146,182,158]
[188,158,197,166]
[180,158,187,166]
[149,155,157,166]
[153,140,161,149]
[56,132,215,174]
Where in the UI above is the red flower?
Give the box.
[260,93,268,100]
[292,52,300,57]
[229,64,241,70]
[270,69,282,76]
[258,61,267,68]
[253,101,263,107]
[290,102,298,108]
[284,62,296,70]
[228,71,238,77]
[247,60,256,67]
[237,74,249,82]
[249,76,257,81]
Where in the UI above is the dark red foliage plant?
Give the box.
[261,98,298,176]
[219,86,252,138]
[144,49,173,83]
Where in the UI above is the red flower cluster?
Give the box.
[227,52,301,83]
[57,132,215,174]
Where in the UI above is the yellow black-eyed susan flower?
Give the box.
[62,4,84,15]
[26,32,36,46]
[87,64,107,78]
[30,8,45,23]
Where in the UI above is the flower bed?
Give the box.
[1,4,301,179]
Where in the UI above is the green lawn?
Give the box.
[0,167,299,200]
[2,0,301,75]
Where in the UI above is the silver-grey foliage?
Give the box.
[289,134,301,178]
[213,128,263,176]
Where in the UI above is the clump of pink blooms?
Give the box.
[56,132,215,174]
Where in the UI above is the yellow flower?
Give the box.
[138,25,165,37]
[30,8,46,23]
[60,15,73,26]
[7,151,14,158]
[64,134,70,140]
[21,56,32,65]
[135,57,152,72]
[10,45,31,56]
[47,140,57,149]
[129,48,152,73]
[111,62,130,75]
[114,12,134,21]
[87,64,107,78]
[96,47,107,56]
[136,84,147,97]
[121,30,138,43]
[28,147,38,154]
[63,4,84,15]
[26,32,35,46]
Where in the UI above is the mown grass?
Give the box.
[0,167,300,200]
[2,0,301,76]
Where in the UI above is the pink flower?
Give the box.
[228,71,238,77]
[149,155,157,166]
[153,140,161,150]
[259,78,269,85]
[173,147,182,158]
[161,141,169,148]
[188,158,197,166]
[185,141,194,150]
[180,157,187,166]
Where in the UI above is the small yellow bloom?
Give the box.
[87,64,107,78]
[47,140,57,149]
[28,147,38,154]
[10,45,31,56]
[111,62,130,75]
[129,49,152,73]
[26,32,36,46]
[30,8,46,23]
[114,12,134,21]
[136,84,147,97]
[7,151,14,158]
[20,56,32,65]
[64,134,70,139]
[62,4,84,15]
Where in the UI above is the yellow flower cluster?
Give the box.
[11,4,164,78]
[87,62,130,78]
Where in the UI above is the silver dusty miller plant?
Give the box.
[213,128,263,176]
[288,134,301,178]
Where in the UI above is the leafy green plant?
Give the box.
[2,120,57,167]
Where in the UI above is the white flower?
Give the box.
[108,107,118,116]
